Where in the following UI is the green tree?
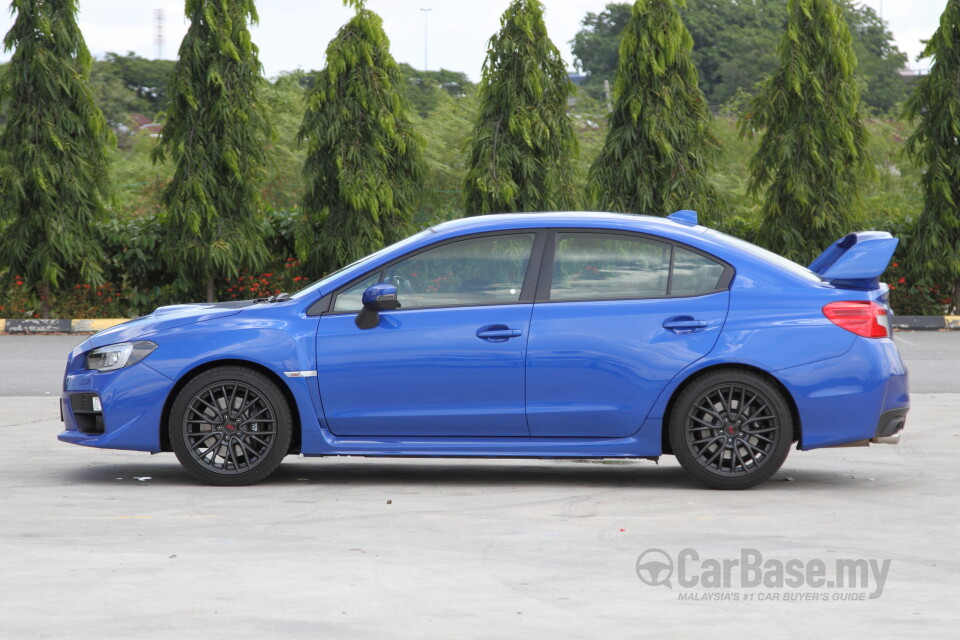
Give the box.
[570,3,633,102]
[572,1,909,112]
[903,0,960,312]
[739,0,869,264]
[297,1,425,277]
[414,90,478,225]
[839,2,909,114]
[0,0,113,318]
[463,0,578,215]
[683,0,785,106]
[154,0,270,302]
[398,63,473,117]
[587,0,717,218]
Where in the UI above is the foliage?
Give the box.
[839,2,909,114]
[587,0,718,219]
[89,52,176,127]
[259,73,308,211]
[412,90,477,225]
[571,0,910,113]
[463,0,579,215]
[902,0,960,313]
[569,3,633,102]
[0,0,113,318]
[153,0,271,302]
[297,2,425,278]
[398,63,473,117]
[1,114,931,317]
[683,0,785,107]
[739,0,869,265]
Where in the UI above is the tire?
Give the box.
[668,370,793,490]
[170,366,293,486]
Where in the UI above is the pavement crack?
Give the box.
[0,417,59,428]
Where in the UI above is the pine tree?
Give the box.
[739,0,868,264]
[0,0,112,318]
[297,0,425,276]
[463,0,578,215]
[154,0,270,302]
[903,0,960,313]
[587,0,718,218]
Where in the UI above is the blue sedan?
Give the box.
[59,211,909,489]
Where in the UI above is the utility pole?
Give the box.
[154,8,164,59]
[420,8,432,72]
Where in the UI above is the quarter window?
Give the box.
[672,246,726,296]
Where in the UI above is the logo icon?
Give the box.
[635,548,674,588]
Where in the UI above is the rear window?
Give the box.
[705,229,822,284]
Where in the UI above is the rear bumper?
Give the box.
[776,337,909,450]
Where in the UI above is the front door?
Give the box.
[315,232,539,437]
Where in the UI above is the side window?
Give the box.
[383,234,535,309]
[671,247,725,296]
[332,273,381,313]
[550,233,672,301]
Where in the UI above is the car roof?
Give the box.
[429,211,708,239]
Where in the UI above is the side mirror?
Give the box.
[355,283,400,329]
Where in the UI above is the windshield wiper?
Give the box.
[252,292,291,304]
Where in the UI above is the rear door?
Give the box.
[525,231,731,438]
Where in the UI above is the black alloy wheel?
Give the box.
[170,366,293,485]
[669,370,793,490]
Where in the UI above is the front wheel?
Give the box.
[170,366,293,486]
[669,370,793,490]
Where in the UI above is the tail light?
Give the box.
[823,301,891,338]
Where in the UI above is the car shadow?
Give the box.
[58,456,852,491]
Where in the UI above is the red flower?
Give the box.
[898,277,906,284]
[892,262,898,268]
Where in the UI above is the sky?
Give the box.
[0,1,946,81]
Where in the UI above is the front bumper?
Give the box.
[59,362,173,452]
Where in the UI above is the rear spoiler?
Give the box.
[808,231,899,290]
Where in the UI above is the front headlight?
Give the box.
[86,341,157,372]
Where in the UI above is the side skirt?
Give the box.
[299,420,663,458]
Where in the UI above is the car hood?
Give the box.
[87,300,256,348]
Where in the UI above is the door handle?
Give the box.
[662,316,708,333]
[476,325,523,341]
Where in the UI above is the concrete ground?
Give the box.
[1,334,958,637]
[0,396,957,637]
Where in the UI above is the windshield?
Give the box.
[289,227,436,300]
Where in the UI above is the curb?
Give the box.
[1,316,959,334]
[891,316,960,331]
[0,318,129,334]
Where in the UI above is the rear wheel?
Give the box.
[669,370,793,490]
[170,366,292,486]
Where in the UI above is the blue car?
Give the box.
[59,211,909,489]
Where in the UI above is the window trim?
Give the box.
[317,230,547,316]
[535,229,734,304]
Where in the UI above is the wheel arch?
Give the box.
[659,363,801,455]
[159,359,302,454]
